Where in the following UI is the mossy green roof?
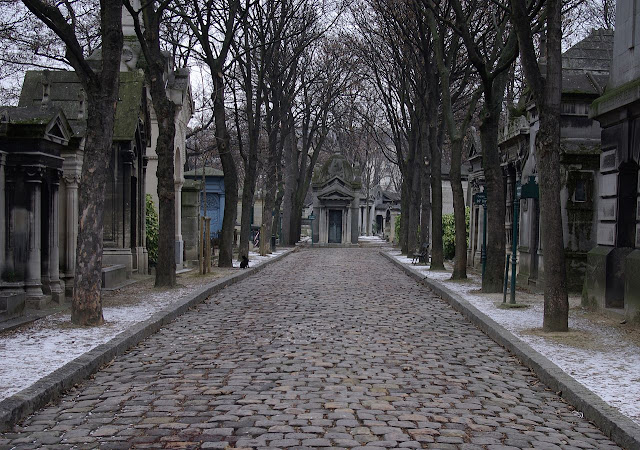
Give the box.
[18,70,145,142]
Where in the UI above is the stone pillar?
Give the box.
[351,205,359,244]
[122,153,133,249]
[63,175,79,298]
[25,177,44,306]
[175,180,184,269]
[344,208,350,244]
[49,182,64,303]
[137,160,148,275]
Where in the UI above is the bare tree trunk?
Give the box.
[539,0,568,331]
[238,160,257,259]
[153,98,177,286]
[282,114,298,245]
[20,0,126,326]
[260,104,280,255]
[407,139,422,254]
[281,133,295,245]
[420,161,431,247]
[480,107,505,292]
[260,156,277,255]
[213,71,238,267]
[124,0,178,287]
[400,177,409,254]
[450,137,467,279]
[430,121,444,270]
[510,0,568,330]
[72,99,117,326]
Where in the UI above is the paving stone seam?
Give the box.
[0,248,297,432]
[380,250,640,450]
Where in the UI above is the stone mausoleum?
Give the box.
[585,0,640,318]
[311,155,361,246]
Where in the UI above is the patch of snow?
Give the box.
[388,250,640,425]
[358,235,386,241]
[0,250,287,401]
[232,249,287,268]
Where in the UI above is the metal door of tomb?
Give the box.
[328,209,342,243]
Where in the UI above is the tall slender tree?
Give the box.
[124,0,178,287]
[510,0,568,331]
[174,0,243,267]
[22,0,123,325]
[425,0,481,278]
[448,0,518,292]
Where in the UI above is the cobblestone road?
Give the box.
[0,249,620,449]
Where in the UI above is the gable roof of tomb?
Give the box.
[18,70,146,142]
[0,106,72,145]
[560,29,614,95]
[184,167,224,178]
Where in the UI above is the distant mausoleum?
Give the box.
[311,155,361,245]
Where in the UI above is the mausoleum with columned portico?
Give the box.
[311,155,361,246]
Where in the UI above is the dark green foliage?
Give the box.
[395,214,401,242]
[442,207,470,260]
[146,194,159,266]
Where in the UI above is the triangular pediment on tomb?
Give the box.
[316,178,356,202]
[318,190,354,202]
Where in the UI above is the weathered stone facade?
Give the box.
[585,0,640,318]
[0,107,67,308]
[468,29,614,294]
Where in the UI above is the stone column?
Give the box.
[63,175,79,298]
[175,180,184,268]
[351,204,359,244]
[49,181,64,303]
[312,206,320,244]
[25,176,44,306]
[137,160,148,275]
[344,208,350,244]
[122,153,133,249]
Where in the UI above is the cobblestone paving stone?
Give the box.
[0,249,621,449]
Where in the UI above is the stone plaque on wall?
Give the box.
[600,173,618,197]
[597,222,616,246]
[600,149,617,172]
[599,198,617,220]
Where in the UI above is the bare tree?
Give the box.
[124,0,179,287]
[173,0,243,267]
[448,0,519,292]
[20,0,123,325]
[425,0,481,279]
[510,0,568,331]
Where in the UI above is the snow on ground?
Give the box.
[388,250,640,425]
[0,250,287,402]
[232,249,288,268]
[358,235,387,242]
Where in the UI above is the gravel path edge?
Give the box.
[0,248,297,431]
[380,250,640,450]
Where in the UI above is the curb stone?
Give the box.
[381,250,640,450]
[0,247,297,431]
